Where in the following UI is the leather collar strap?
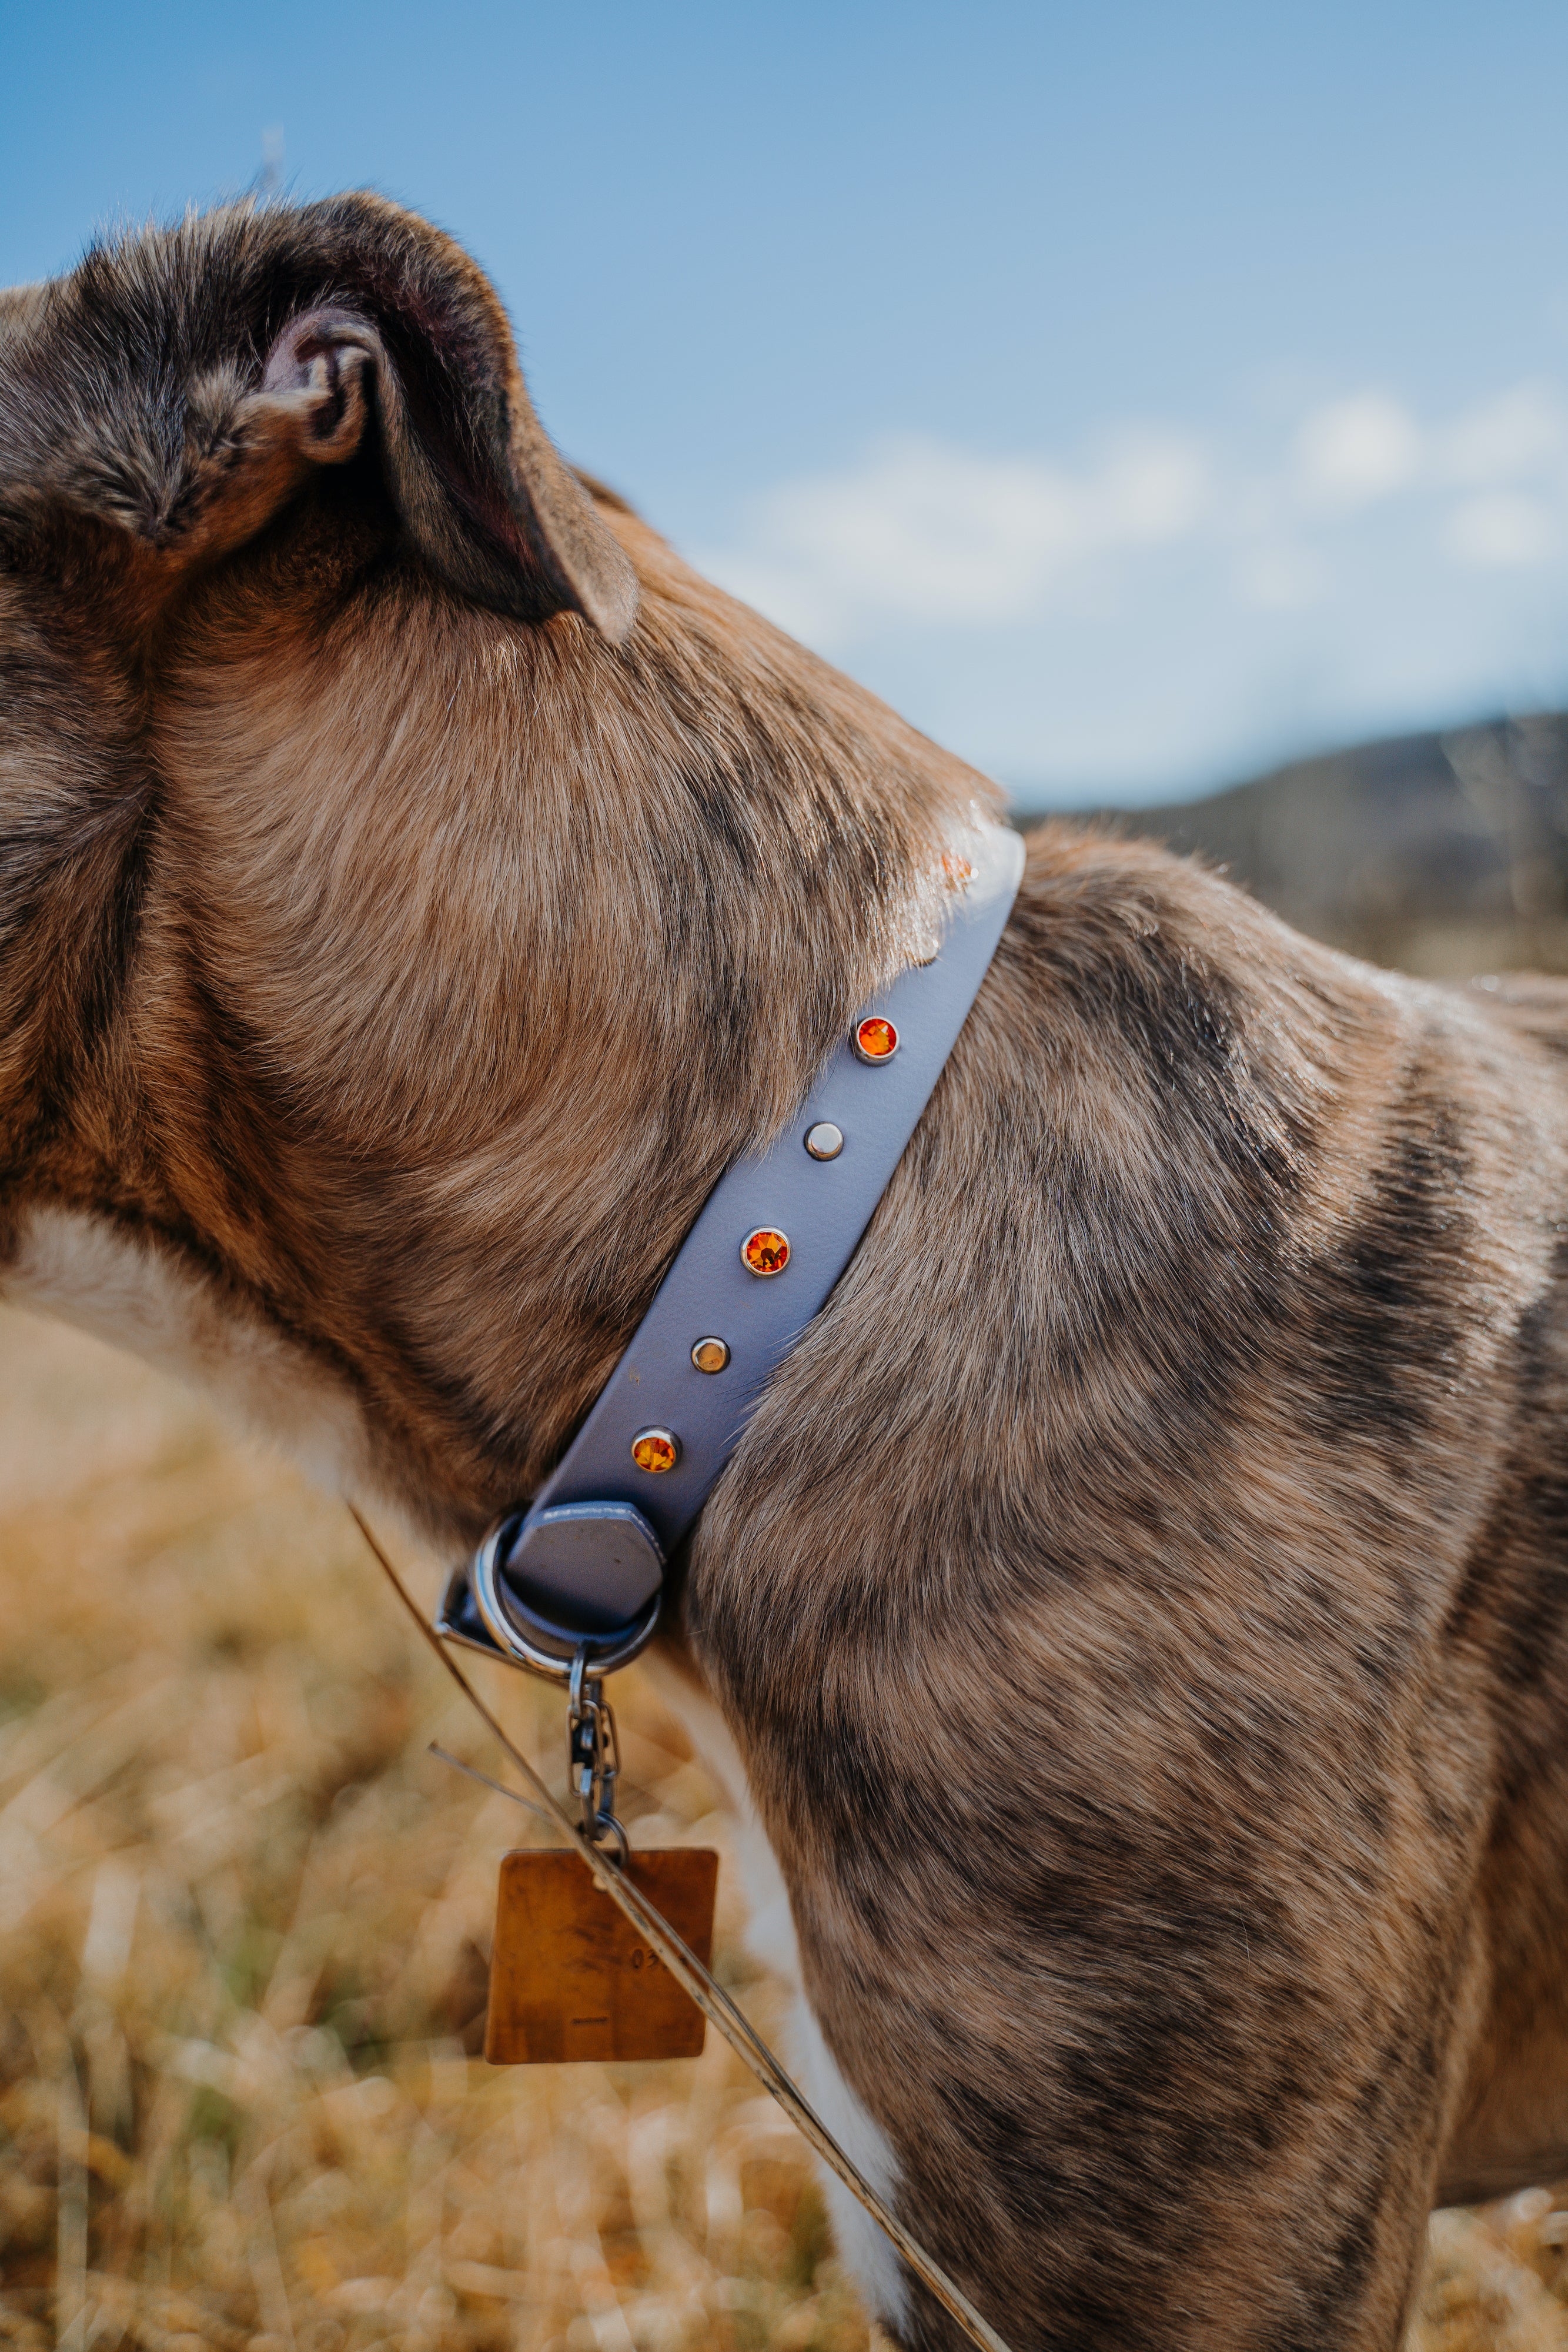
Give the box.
[439,821,1025,1678]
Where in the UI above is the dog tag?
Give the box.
[485,1846,718,2064]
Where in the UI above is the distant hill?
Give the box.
[1052,713,1568,978]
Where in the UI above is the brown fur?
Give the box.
[6,194,1568,2350]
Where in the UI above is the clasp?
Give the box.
[567,1650,628,1860]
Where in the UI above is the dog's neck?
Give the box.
[3,505,1003,1546]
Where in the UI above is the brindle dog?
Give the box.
[4,193,1568,2351]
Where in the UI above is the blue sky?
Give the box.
[6,1,1568,803]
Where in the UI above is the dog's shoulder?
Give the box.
[1005,808,1352,983]
[991,813,1375,1144]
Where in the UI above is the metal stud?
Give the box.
[691,1337,730,1374]
[630,1427,680,1474]
[853,1015,899,1063]
[805,1122,844,1160]
[741,1228,790,1277]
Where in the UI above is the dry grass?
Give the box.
[0,1308,861,2352]
[4,1306,1568,2351]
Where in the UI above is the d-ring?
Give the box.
[468,1519,661,1682]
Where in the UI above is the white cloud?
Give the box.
[691,373,1568,796]
[701,427,1209,637]
[698,374,1568,654]
[1438,382,1567,485]
[1235,543,1328,610]
[1095,432,1212,544]
[1292,392,1422,510]
[1445,491,1555,567]
[771,439,1082,623]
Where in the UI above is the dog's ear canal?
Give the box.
[248,283,637,642]
[243,258,637,643]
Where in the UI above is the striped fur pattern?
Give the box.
[6,196,1568,2350]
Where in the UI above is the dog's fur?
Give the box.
[6,194,1568,2350]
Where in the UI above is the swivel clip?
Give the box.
[567,1649,628,1863]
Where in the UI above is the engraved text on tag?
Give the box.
[485,1847,719,2064]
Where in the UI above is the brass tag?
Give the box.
[485,1846,719,2064]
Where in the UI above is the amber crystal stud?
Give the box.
[741,1228,790,1277]
[631,1427,680,1474]
[805,1121,844,1160]
[691,1337,730,1374]
[854,1015,900,1063]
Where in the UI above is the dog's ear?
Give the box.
[0,195,638,642]
[243,293,640,639]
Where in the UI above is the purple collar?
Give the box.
[439,823,1025,1681]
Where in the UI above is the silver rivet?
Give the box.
[805,1122,844,1161]
[691,1336,730,1374]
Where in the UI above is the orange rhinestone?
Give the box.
[630,1427,680,1474]
[741,1227,790,1277]
[854,1015,899,1063]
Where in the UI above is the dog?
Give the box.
[6,192,1568,2351]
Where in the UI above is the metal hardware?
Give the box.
[740,1226,790,1275]
[464,1516,662,1683]
[804,1121,844,1160]
[630,1426,680,1473]
[567,1650,628,1857]
[691,1336,730,1373]
[853,1015,900,1063]
[505,1500,664,1626]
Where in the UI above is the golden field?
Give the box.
[2,1301,1568,2351]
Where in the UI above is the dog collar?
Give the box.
[438,820,1025,1679]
